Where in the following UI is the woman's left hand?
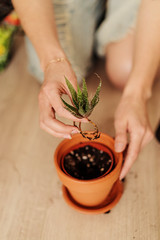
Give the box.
[114,93,153,180]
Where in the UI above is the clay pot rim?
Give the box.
[54,132,123,184]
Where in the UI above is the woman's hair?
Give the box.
[0,0,13,22]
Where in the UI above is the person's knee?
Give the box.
[106,57,132,90]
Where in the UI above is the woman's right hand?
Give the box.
[38,59,85,139]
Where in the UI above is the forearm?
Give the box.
[12,0,65,70]
[124,0,160,100]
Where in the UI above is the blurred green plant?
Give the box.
[0,11,20,71]
[0,26,15,71]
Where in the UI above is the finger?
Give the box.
[42,115,80,135]
[114,120,128,152]
[39,96,80,136]
[40,123,72,139]
[141,127,154,149]
[120,132,143,180]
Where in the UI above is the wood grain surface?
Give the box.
[0,37,160,240]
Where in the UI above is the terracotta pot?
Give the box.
[54,132,123,207]
[61,141,114,179]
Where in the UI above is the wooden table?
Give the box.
[0,37,159,240]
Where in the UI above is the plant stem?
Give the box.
[73,118,100,140]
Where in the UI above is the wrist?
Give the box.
[39,45,66,71]
[123,76,152,102]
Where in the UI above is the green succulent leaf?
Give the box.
[82,78,88,98]
[82,78,89,112]
[65,107,83,118]
[65,76,78,108]
[85,108,93,117]
[77,84,83,106]
[91,80,102,109]
[78,104,86,116]
[61,97,78,113]
[61,76,102,119]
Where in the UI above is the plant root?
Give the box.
[73,118,100,140]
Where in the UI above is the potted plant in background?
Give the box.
[54,76,124,214]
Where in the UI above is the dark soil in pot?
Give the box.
[63,144,115,180]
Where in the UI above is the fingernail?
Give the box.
[119,173,123,180]
[114,142,124,152]
[71,129,80,135]
[119,173,124,181]
[64,135,72,139]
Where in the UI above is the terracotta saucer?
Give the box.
[62,180,123,215]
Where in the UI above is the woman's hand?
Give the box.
[38,59,85,139]
[13,0,85,139]
[114,93,153,180]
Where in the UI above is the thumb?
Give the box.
[114,122,128,152]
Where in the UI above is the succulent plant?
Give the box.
[61,76,102,140]
[61,77,101,119]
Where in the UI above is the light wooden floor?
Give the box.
[0,37,160,240]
